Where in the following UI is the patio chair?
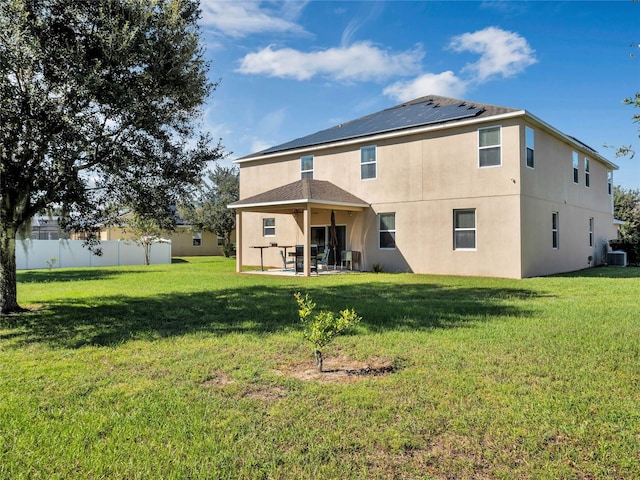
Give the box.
[316,249,329,270]
[280,250,295,270]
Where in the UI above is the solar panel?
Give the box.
[261,99,484,154]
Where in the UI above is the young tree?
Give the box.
[121,213,170,266]
[0,0,223,313]
[178,165,239,257]
[294,292,361,373]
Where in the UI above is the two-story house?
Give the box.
[229,95,618,278]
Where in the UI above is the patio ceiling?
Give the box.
[228,178,369,214]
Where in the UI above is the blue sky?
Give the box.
[197,1,640,189]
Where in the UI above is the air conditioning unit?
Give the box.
[607,251,627,267]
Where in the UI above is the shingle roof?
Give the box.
[228,179,369,209]
[243,95,519,158]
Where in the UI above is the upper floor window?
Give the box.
[589,217,594,247]
[378,213,396,249]
[572,152,579,184]
[478,126,501,167]
[263,218,275,237]
[608,171,613,195]
[301,155,313,179]
[361,146,377,180]
[552,212,559,249]
[526,127,535,168]
[584,158,590,188]
[454,209,476,250]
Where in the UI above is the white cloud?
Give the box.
[237,42,424,81]
[250,138,273,154]
[383,71,468,102]
[199,1,307,38]
[449,26,537,82]
[383,26,535,102]
[257,107,287,134]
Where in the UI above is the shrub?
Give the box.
[294,292,361,372]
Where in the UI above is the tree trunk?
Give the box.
[315,349,323,372]
[144,243,151,265]
[0,226,23,314]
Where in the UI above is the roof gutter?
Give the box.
[234,111,526,163]
[228,199,369,210]
[521,110,619,170]
[235,109,618,170]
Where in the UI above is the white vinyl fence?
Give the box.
[16,239,171,270]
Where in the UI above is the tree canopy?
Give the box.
[612,186,640,263]
[178,165,238,257]
[0,0,223,313]
[614,186,640,239]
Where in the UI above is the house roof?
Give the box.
[239,95,519,160]
[236,95,618,170]
[228,179,369,211]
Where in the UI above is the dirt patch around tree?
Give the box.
[276,354,398,384]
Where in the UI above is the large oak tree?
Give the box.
[0,0,222,313]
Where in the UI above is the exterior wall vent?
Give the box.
[607,251,627,267]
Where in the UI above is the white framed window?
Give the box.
[217,236,224,246]
[478,126,501,167]
[526,126,535,168]
[361,145,377,180]
[192,232,202,247]
[584,158,590,188]
[263,218,275,237]
[608,171,613,195]
[454,209,476,250]
[301,155,313,179]
[572,152,579,184]
[552,212,559,249]
[378,213,396,249]
[589,217,594,247]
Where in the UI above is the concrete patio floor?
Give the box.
[242,266,359,276]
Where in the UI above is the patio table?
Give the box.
[251,245,270,271]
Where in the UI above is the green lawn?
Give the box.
[2,257,639,479]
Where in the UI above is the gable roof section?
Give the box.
[228,179,369,210]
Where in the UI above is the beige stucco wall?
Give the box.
[236,115,616,278]
[100,226,232,257]
[519,122,616,277]
[170,229,228,257]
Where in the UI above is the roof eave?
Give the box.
[228,199,369,210]
[522,111,619,171]
[235,109,619,171]
[234,110,527,164]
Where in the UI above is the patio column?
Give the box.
[303,205,311,277]
[235,211,242,273]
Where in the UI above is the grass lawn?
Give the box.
[2,257,640,479]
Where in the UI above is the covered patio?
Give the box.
[228,179,369,277]
[243,266,357,276]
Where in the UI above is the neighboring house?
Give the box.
[98,212,234,257]
[228,95,618,278]
[21,216,72,240]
